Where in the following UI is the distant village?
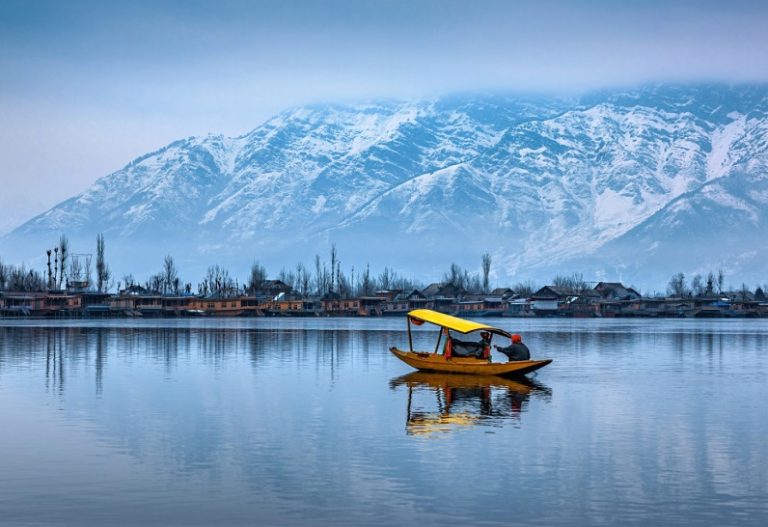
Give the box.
[1,236,767,318]
[2,278,767,319]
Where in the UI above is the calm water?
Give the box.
[1,318,767,526]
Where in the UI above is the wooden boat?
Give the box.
[389,308,552,376]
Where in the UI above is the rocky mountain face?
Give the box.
[3,84,768,290]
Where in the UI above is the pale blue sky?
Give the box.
[1,0,767,232]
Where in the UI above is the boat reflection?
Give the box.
[390,372,552,436]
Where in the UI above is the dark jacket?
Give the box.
[496,342,530,361]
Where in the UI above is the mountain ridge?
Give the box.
[3,84,768,289]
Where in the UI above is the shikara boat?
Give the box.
[389,309,551,376]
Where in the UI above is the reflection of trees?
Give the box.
[45,328,65,394]
[529,324,768,366]
[2,323,767,397]
[95,329,106,395]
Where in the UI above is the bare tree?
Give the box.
[69,257,83,282]
[755,286,766,301]
[321,263,330,294]
[739,283,751,301]
[691,274,704,297]
[96,234,111,293]
[552,272,587,295]
[58,235,68,288]
[337,268,350,297]
[6,264,45,291]
[205,265,233,295]
[482,253,491,293]
[444,263,464,289]
[378,267,391,291]
[46,249,53,289]
[53,247,59,287]
[469,274,482,294]
[0,257,7,291]
[299,263,310,297]
[314,254,322,295]
[248,261,267,293]
[122,274,135,289]
[512,280,537,297]
[706,271,715,295]
[147,274,163,293]
[162,255,178,295]
[667,272,688,298]
[84,255,93,289]
[717,269,725,294]
[361,264,373,296]
[330,244,337,293]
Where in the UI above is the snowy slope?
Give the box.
[3,85,768,286]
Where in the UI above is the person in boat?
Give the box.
[495,334,530,361]
[444,328,487,359]
[478,331,492,360]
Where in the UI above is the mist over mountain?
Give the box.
[3,84,768,291]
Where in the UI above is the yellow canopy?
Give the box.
[407,309,510,336]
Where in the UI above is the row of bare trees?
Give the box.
[666,270,766,300]
[1,234,113,293]
[8,236,768,300]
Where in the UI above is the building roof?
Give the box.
[530,286,571,299]
[594,282,641,300]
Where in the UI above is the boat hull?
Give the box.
[389,347,551,376]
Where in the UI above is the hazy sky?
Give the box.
[1,0,767,232]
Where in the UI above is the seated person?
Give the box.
[450,336,485,358]
[494,334,530,361]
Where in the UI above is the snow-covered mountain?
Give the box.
[3,85,768,289]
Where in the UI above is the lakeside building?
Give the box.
[2,281,767,319]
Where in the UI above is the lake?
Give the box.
[1,318,767,526]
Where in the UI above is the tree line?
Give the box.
[2,235,767,300]
[666,270,765,300]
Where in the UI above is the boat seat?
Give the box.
[450,338,484,358]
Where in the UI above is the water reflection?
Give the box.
[390,372,552,436]
[1,320,768,526]
[0,325,378,394]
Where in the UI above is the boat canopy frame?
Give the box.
[405,308,512,353]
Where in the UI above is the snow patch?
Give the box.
[707,114,745,181]
[594,189,634,231]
